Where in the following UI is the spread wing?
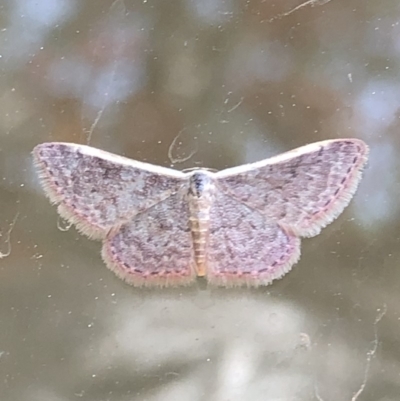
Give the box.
[207,191,300,287]
[33,142,187,239]
[102,189,196,287]
[215,139,368,237]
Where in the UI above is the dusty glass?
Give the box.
[0,1,398,400]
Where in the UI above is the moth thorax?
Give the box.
[188,171,215,221]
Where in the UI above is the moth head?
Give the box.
[188,171,215,198]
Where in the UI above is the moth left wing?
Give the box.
[102,189,196,287]
[33,142,187,239]
[214,139,368,237]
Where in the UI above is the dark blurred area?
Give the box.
[0,0,399,400]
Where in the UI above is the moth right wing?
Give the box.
[33,142,187,239]
[214,139,368,238]
[207,190,301,287]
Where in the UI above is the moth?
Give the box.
[33,139,368,287]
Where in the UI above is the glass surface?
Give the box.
[0,1,399,400]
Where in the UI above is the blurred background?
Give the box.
[0,0,399,400]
